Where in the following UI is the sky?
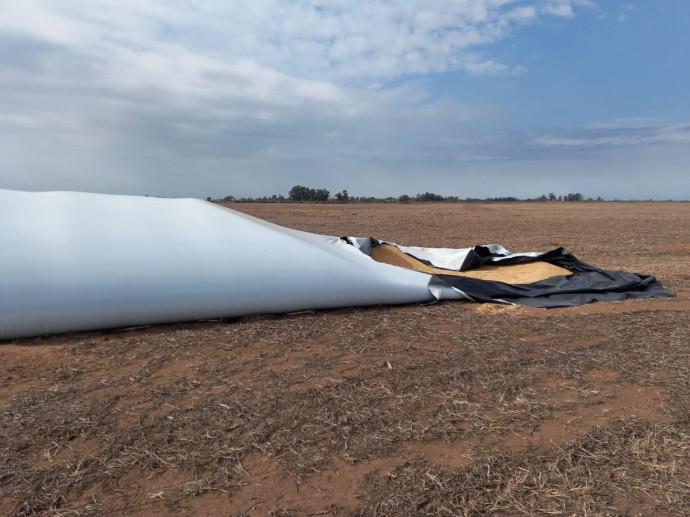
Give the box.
[1,0,689,200]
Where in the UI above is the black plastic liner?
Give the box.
[432,247,676,308]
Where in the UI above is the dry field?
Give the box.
[1,201,689,516]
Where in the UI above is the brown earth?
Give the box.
[1,201,689,516]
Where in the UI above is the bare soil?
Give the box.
[1,201,689,516]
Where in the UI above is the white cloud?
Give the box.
[616,2,637,22]
[583,118,657,130]
[0,14,494,197]
[13,0,675,200]
[542,3,575,17]
[0,1,597,148]
[533,121,690,147]
[0,0,596,83]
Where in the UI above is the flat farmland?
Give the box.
[1,202,689,516]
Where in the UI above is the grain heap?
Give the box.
[371,243,571,284]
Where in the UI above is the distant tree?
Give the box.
[311,188,331,201]
[334,189,350,202]
[288,185,310,201]
[223,195,235,202]
[416,192,445,202]
[288,185,330,202]
[398,194,411,202]
[206,196,213,202]
[548,193,557,202]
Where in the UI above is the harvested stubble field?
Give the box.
[1,201,690,517]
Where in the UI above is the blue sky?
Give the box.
[1,0,689,199]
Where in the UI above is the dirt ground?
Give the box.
[1,201,689,516]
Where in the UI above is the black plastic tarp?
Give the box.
[431,247,676,308]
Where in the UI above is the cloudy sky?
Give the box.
[1,1,689,199]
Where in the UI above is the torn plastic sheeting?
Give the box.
[0,189,676,340]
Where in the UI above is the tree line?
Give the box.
[210,185,600,204]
